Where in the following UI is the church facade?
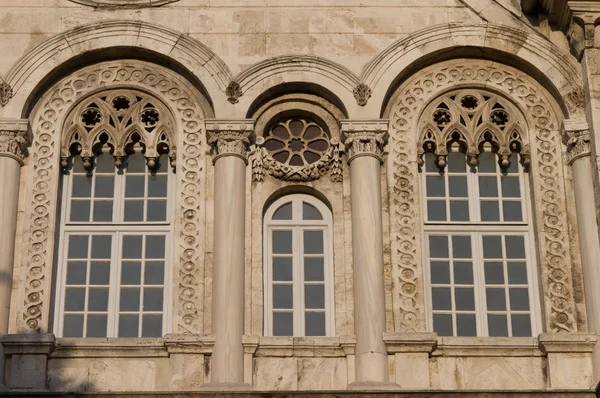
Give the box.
[1,0,600,396]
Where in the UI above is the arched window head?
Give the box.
[53,89,175,338]
[263,194,334,337]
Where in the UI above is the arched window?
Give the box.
[419,90,540,337]
[263,194,334,336]
[53,91,175,338]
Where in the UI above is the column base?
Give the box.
[200,382,252,391]
[347,381,400,391]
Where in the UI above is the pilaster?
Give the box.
[1,333,55,391]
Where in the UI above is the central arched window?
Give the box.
[263,194,334,336]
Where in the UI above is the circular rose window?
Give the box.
[263,119,330,167]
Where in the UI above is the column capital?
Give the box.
[0,119,30,165]
[340,119,389,164]
[205,119,255,164]
[561,119,591,165]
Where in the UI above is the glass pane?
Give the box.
[86,314,108,338]
[120,288,141,311]
[506,154,519,173]
[121,261,141,285]
[426,176,445,197]
[70,200,91,222]
[273,230,293,254]
[508,262,528,284]
[486,288,507,311]
[483,236,503,258]
[68,235,89,259]
[427,200,447,221]
[95,152,114,173]
[305,312,326,336]
[147,200,167,222]
[431,261,450,284]
[501,176,521,198]
[64,288,86,311]
[273,285,293,309]
[305,285,325,309]
[119,314,139,337]
[453,262,473,284]
[273,257,293,281]
[273,203,293,220]
[449,176,468,197]
[89,261,110,285]
[456,314,477,336]
[478,152,497,172]
[124,200,144,221]
[93,200,113,222]
[146,236,166,259]
[511,314,532,337]
[72,175,92,198]
[94,176,114,198]
[479,176,498,197]
[63,314,84,337]
[452,236,471,258]
[91,236,111,259]
[142,314,163,337]
[73,157,86,173]
[432,287,452,310]
[148,175,168,197]
[488,314,509,336]
[143,288,164,311]
[455,288,475,311]
[484,262,505,284]
[303,203,323,220]
[509,288,530,311]
[424,153,436,171]
[450,200,469,221]
[126,176,145,198]
[122,235,143,259]
[273,312,293,336]
[304,257,324,282]
[503,201,523,222]
[304,230,324,254]
[429,236,449,258]
[145,261,165,285]
[433,314,453,336]
[66,261,87,285]
[448,151,467,173]
[480,201,500,221]
[126,152,146,173]
[505,236,526,259]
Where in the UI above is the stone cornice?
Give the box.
[205,119,255,164]
[0,119,30,165]
[340,119,389,164]
[561,119,591,165]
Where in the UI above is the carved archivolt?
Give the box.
[385,59,578,333]
[68,0,179,7]
[21,61,210,333]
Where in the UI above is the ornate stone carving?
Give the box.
[0,120,30,165]
[0,81,13,107]
[353,83,372,107]
[67,0,179,8]
[340,120,389,163]
[206,120,254,163]
[386,60,578,333]
[562,120,591,165]
[226,81,243,104]
[22,61,209,333]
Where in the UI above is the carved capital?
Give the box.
[340,119,389,164]
[568,9,600,59]
[562,119,591,165]
[0,119,30,165]
[205,119,255,164]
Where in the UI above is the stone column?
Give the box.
[203,120,254,390]
[0,120,29,391]
[562,120,600,382]
[341,120,396,389]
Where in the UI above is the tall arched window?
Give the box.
[263,194,334,336]
[53,90,175,338]
[419,90,540,337]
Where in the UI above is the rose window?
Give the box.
[263,119,330,167]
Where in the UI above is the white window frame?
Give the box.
[53,152,175,338]
[263,194,335,337]
[421,151,542,337]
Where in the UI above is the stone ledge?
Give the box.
[1,333,54,356]
[255,336,348,357]
[539,333,598,353]
[52,337,169,358]
[383,332,437,354]
[433,336,541,357]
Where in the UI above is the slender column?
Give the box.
[203,120,253,390]
[562,120,600,382]
[341,120,395,388]
[0,119,29,390]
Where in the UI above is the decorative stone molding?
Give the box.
[206,120,254,164]
[0,81,13,107]
[383,332,437,354]
[384,59,578,333]
[226,81,243,104]
[353,83,372,107]
[1,333,55,391]
[562,120,591,165]
[67,0,179,7]
[0,119,30,165]
[340,120,389,164]
[20,61,210,334]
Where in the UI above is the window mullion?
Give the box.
[296,225,304,337]
[472,232,487,336]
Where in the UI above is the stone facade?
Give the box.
[0,0,600,396]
